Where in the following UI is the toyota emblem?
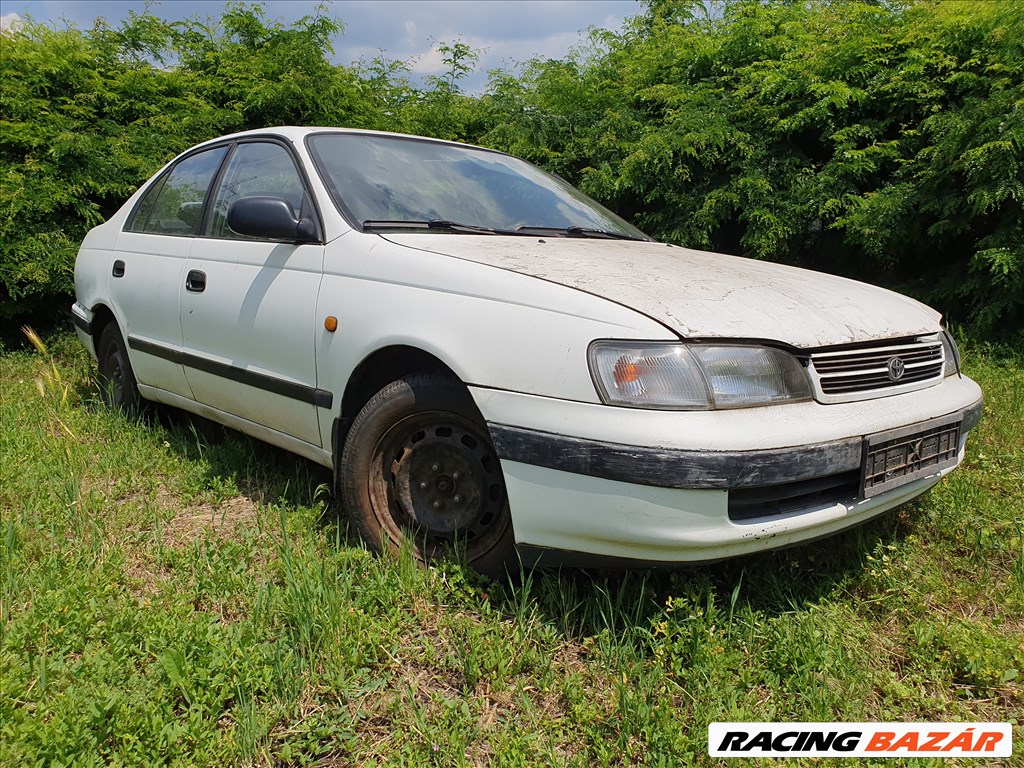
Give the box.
[887,357,906,381]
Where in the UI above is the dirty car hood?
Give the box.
[382,235,942,349]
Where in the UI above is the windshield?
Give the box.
[306,133,649,239]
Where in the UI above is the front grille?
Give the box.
[809,338,943,403]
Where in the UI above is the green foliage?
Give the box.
[1,16,221,319]
[2,334,1022,763]
[408,41,481,141]
[1,0,1022,337]
[167,4,377,131]
[0,4,383,322]
[476,0,1024,336]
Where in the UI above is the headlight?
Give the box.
[588,341,812,409]
[690,345,813,408]
[941,331,961,377]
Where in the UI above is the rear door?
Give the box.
[111,145,229,399]
[179,139,326,446]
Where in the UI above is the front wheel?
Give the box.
[340,374,515,577]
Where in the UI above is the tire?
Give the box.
[340,374,516,577]
[97,322,142,412]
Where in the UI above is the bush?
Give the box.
[475,0,1024,337]
[2,1,1022,338]
[0,5,381,323]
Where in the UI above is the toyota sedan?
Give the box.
[72,127,983,575]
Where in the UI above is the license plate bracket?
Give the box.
[861,413,962,498]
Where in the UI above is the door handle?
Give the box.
[185,270,207,293]
[112,260,125,278]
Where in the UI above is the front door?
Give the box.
[179,140,325,446]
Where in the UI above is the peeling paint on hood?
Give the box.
[382,235,942,349]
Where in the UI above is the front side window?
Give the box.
[128,146,227,235]
[307,133,648,239]
[207,142,307,239]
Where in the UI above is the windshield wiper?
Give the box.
[361,219,646,240]
[515,225,646,241]
[362,219,519,236]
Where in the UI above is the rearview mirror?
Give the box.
[227,196,318,242]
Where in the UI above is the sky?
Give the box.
[0,0,642,92]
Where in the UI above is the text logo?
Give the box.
[708,722,1012,758]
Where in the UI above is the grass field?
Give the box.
[1,330,1021,767]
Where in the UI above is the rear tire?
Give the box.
[97,322,141,413]
[340,374,516,578]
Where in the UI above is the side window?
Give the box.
[128,146,228,235]
[207,142,307,239]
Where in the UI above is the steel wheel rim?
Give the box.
[369,411,508,561]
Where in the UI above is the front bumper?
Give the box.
[470,374,983,564]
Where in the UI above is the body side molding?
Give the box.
[127,336,333,408]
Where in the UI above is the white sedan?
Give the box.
[72,126,983,575]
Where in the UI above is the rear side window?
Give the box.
[128,146,228,235]
[207,142,307,239]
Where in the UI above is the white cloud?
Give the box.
[331,2,637,91]
[409,44,448,75]
[403,19,418,50]
[404,29,585,79]
[1,12,23,32]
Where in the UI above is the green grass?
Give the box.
[1,331,1021,767]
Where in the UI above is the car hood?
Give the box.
[382,235,941,349]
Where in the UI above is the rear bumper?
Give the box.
[471,376,983,564]
[71,301,97,359]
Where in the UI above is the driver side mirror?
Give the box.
[227,196,318,242]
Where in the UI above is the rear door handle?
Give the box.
[112,260,125,278]
[185,270,207,293]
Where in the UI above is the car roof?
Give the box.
[190,126,488,153]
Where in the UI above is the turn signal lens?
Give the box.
[590,343,711,409]
[940,331,960,377]
[613,360,641,386]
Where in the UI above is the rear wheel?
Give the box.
[340,374,515,577]
[97,322,141,412]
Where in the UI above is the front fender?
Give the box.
[314,236,672,436]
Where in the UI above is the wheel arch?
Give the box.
[333,344,484,465]
[89,303,117,345]
[336,366,516,574]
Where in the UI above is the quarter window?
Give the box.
[128,147,228,235]
[207,142,307,239]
